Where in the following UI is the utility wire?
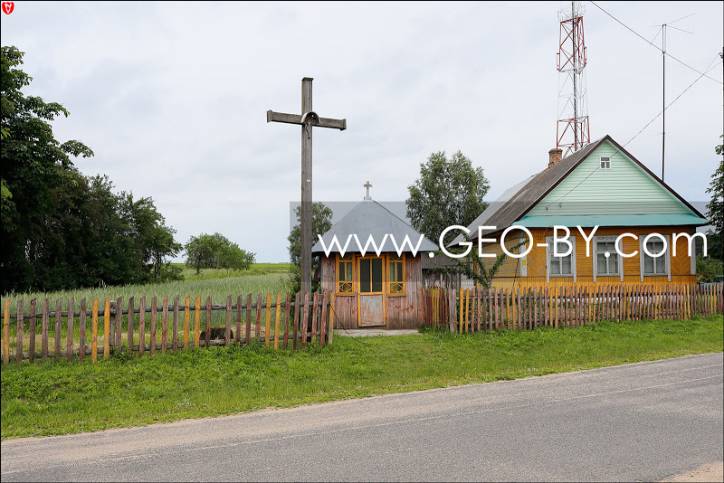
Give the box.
[589,1,723,85]
[556,58,722,202]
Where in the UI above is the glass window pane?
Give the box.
[644,254,654,274]
[371,258,383,292]
[360,259,371,292]
[609,252,619,274]
[561,256,571,274]
[550,258,560,275]
[597,254,607,274]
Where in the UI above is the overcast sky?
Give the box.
[2,1,722,261]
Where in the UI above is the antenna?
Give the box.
[657,13,693,181]
[556,1,590,156]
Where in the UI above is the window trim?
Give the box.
[639,235,671,281]
[600,156,611,169]
[546,235,576,281]
[336,255,355,295]
[387,254,406,296]
[592,236,623,281]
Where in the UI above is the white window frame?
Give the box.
[546,235,576,281]
[600,156,611,169]
[592,236,624,281]
[518,236,528,277]
[639,235,671,281]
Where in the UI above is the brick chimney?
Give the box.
[548,148,563,168]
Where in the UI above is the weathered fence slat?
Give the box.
[320,292,328,347]
[150,296,158,356]
[139,296,146,356]
[205,295,212,347]
[161,296,169,352]
[236,295,243,345]
[103,298,111,360]
[15,300,24,363]
[283,294,291,350]
[172,296,179,350]
[194,296,201,349]
[311,292,319,342]
[273,292,282,350]
[225,295,232,346]
[245,293,252,345]
[29,299,37,362]
[264,292,272,347]
[91,299,99,363]
[2,299,9,365]
[78,299,86,361]
[255,293,263,342]
[293,292,300,350]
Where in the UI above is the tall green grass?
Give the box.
[2,270,292,314]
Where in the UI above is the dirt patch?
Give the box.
[664,462,723,482]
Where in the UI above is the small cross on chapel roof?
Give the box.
[363,180,372,200]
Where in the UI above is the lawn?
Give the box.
[2,316,722,439]
[1,264,293,314]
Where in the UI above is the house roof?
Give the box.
[312,200,437,255]
[454,135,707,244]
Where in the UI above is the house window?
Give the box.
[595,239,619,276]
[336,256,354,294]
[359,257,383,293]
[388,255,405,295]
[547,237,575,277]
[642,238,667,276]
[600,156,611,169]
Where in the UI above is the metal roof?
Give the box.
[453,135,707,244]
[312,200,437,255]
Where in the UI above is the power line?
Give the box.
[556,59,722,201]
[589,1,723,85]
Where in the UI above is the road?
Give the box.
[2,353,722,482]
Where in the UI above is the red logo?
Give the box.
[1,2,14,15]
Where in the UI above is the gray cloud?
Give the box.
[2,1,721,261]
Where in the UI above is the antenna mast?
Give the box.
[556,1,590,156]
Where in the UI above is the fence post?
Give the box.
[78,299,85,360]
[29,299,37,362]
[195,296,202,349]
[225,295,232,346]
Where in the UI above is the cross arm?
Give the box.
[267,110,347,130]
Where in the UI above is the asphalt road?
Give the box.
[2,353,722,482]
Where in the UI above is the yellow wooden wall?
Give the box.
[483,226,698,288]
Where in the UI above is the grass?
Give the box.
[1,264,293,314]
[2,316,721,439]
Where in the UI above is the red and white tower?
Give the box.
[556,1,590,156]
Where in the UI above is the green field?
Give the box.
[2,316,721,439]
[1,264,294,314]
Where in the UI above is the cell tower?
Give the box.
[556,1,590,156]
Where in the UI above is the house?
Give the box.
[312,193,436,329]
[455,135,708,287]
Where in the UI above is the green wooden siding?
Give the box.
[523,140,698,220]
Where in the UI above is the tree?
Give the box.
[287,203,333,292]
[0,45,181,292]
[184,233,255,274]
[705,137,724,262]
[406,151,490,246]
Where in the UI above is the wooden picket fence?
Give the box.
[1,291,335,365]
[420,283,723,334]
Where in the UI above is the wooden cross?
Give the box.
[363,180,372,200]
[267,77,346,295]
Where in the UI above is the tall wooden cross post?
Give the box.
[267,77,346,295]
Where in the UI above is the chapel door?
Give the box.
[358,256,385,327]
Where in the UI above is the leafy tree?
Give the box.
[407,151,490,246]
[705,137,724,261]
[184,233,255,274]
[287,203,333,293]
[1,45,181,292]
